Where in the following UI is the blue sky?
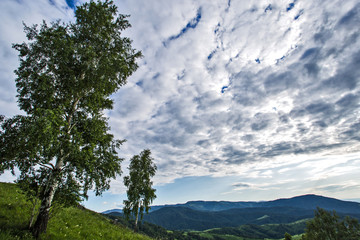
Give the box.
[1,0,360,212]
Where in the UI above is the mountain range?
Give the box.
[104,194,360,231]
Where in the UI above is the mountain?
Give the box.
[260,194,360,214]
[104,194,360,214]
[105,194,360,231]
[102,208,122,214]
[165,194,360,213]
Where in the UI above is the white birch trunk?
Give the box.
[32,158,63,238]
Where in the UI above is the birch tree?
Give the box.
[304,207,360,240]
[0,0,141,237]
[123,149,157,231]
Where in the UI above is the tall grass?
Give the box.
[0,182,152,240]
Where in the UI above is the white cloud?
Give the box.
[1,0,360,207]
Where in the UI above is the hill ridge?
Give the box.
[104,194,360,214]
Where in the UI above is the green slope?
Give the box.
[201,219,308,239]
[0,182,152,240]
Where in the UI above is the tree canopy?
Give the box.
[303,207,360,240]
[284,232,292,240]
[0,0,141,237]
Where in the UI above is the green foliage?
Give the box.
[1,0,142,197]
[0,182,152,240]
[284,232,292,240]
[16,172,82,209]
[123,149,157,227]
[303,207,360,240]
[0,0,141,236]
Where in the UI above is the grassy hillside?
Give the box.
[0,182,152,240]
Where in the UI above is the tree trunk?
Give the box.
[134,202,140,232]
[32,107,72,238]
[134,209,139,232]
[31,167,61,238]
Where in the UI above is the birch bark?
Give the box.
[32,157,64,238]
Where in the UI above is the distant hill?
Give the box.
[142,206,315,231]
[260,194,360,214]
[105,194,360,232]
[167,194,360,213]
[106,212,309,240]
[102,208,122,214]
[105,194,360,214]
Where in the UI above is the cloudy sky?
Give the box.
[1,0,360,212]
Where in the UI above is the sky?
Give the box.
[0,0,360,212]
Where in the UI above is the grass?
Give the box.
[0,182,152,240]
[45,206,152,240]
[0,182,35,230]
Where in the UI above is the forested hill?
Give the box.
[104,194,360,232]
[143,206,316,231]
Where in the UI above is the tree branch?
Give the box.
[38,163,54,170]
